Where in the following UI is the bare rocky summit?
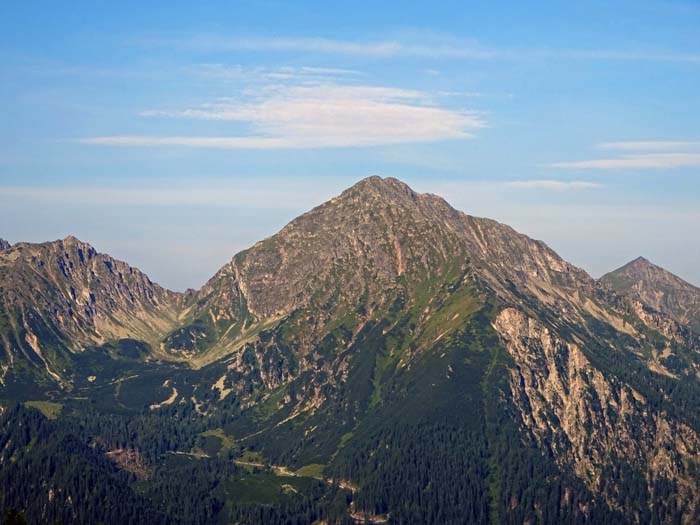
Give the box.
[4,177,700,522]
[602,256,700,333]
[165,176,596,361]
[0,235,183,385]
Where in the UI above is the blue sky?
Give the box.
[1,1,699,290]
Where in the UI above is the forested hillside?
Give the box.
[3,177,700,524]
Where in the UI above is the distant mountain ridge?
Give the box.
[602,256,700,333]
[0,235,183,387]
[3,176,700,523]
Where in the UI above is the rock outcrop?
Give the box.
[4,177,700,522]
[602,256,700,333]
[0,236,184,384]
[494,307,700,521]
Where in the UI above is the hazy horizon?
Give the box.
[1,1,699,289]
[2,174,698,292]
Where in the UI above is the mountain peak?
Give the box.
[0,236,96,257]
[602,257,700,332]
[341,175,417,203]
[190,174,594,351]
[614,256,674,280]
[0,234,183,365]
[628,255,653,268]
[605,256,681,284]
[614,256,657,274]
[351,175,409,190]
[60,235,92,248]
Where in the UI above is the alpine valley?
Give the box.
[2,176,700,524]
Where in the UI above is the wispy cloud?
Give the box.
[0,181,345,210]
[539,48,700,63]
[148,34,501,60]
[504,180,603,189]
[598,141,700,151]
[82,84,485,149]
[141,34,700,64]
[549,153,700,170]
[185,63,363,83]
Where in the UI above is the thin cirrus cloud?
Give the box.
[549,153,700,170]
[142,34,700,63]
[505,180,603,190]
[149,34,501,60]
[82,84,485,149]
[597,141,700,151]
[549,140,700,170]
[0,180,346,210]
[185,63,364,83]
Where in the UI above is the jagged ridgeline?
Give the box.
[3,176,700,524]
[602,256,700,334]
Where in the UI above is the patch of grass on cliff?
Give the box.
[251,385,287,422]
[338,432,354,448]
[295,463,325,479]
[238,450,265,464]
[197,428,237,457]
[224,473,316,506]
[24,400,63,419]
[202,428,236,449]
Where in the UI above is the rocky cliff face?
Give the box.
[494,307,700,521]
[164,177,470,357]
[0,239,10,251]
[4,177,700,522]
[163,177,598,362]
[602,256,700,333]
[154,178,700,522]
[0,236,183,385]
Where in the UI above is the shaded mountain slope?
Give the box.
[0,236,184,389]
[157,177,700,522]
[162,176,600,366]
[4,177,700,523]
[602,256,700,333]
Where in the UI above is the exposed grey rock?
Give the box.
[602,256,700,333]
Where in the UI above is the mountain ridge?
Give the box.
[0,234,185,388]
[160,175,597,364]
[2,177,694,379]
[602,255,700,333]
[4,176,700,523]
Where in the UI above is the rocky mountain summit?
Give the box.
[0,235,183,386]
[164,176,595,361]
[602,256,700,333]
[3,177,700,523]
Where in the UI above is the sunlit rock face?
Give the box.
[602,256,700,334]
[5,177,700,522]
